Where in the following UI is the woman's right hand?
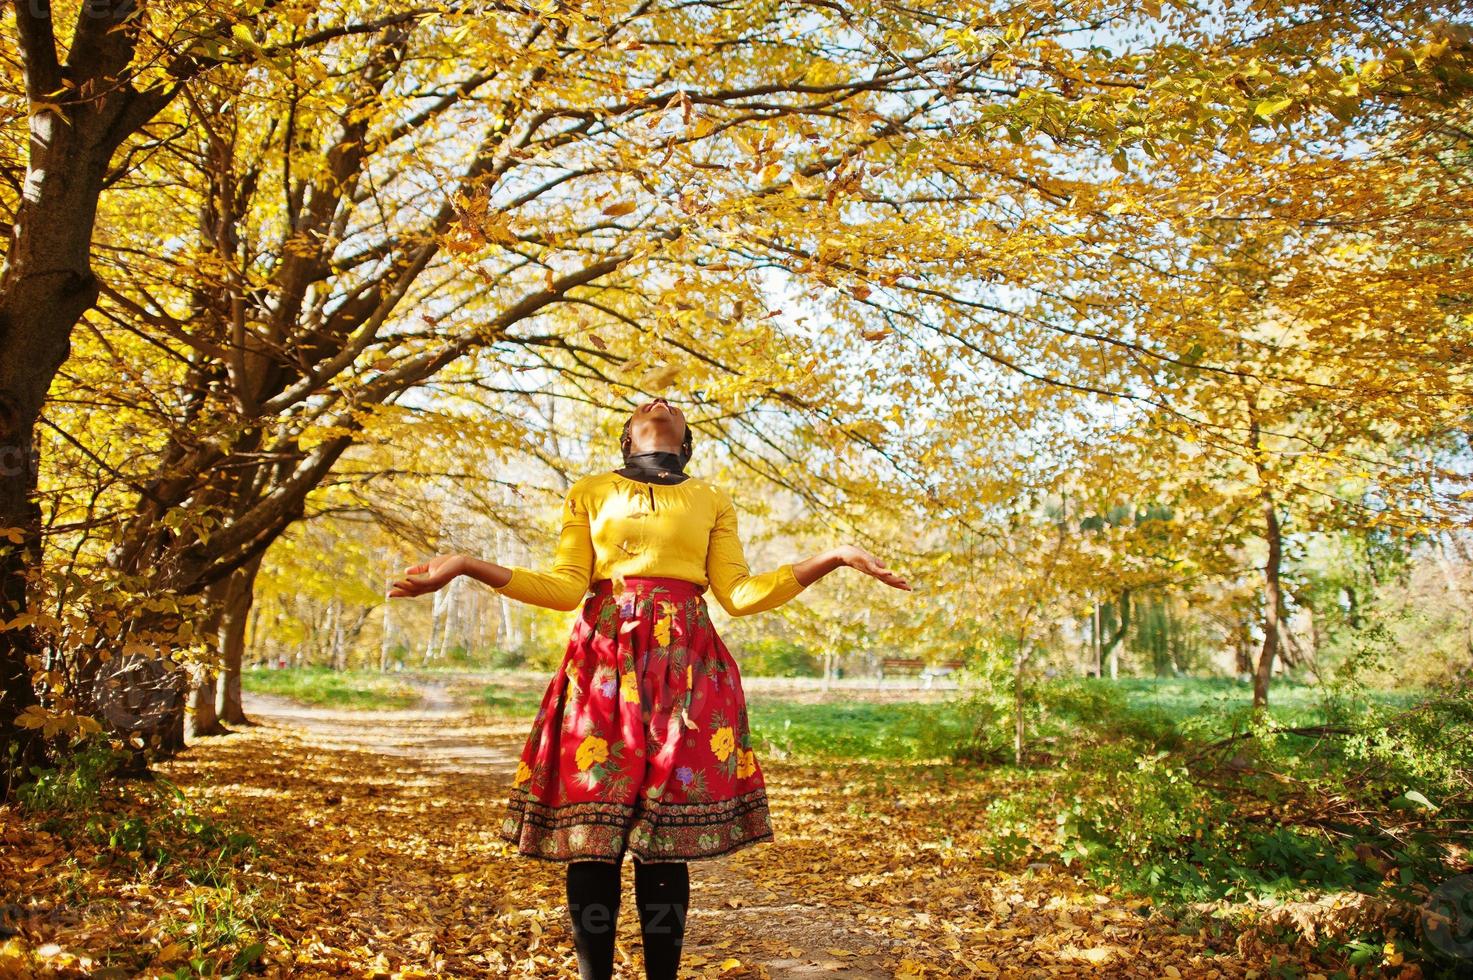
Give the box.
[389,555,466,598]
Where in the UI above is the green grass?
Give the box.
[1110,675,1425,727]
[464,670,1463,969]
[241,666,422,709]
[466,673,1430,763]
[469,685,546,719]
[466,673,1431,763]
[747,698,970,761]
[744,677,1424,764]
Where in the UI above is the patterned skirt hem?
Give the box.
[498,787,775,863]
[498,829,776,866]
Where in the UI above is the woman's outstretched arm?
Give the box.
[706,489,911,616]
[792,545,911,591]
[389,482,594,611]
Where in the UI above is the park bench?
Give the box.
[879,657,967,688]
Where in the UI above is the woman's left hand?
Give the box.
[835,544,911,591]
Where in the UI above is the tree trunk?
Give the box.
[381,557,395,671]
[215,655,244,726]
[473,586,486,656]
[0,0,182,794]
[187,666,223,739]
[1234,619,1253,676]
[439,578,458,662]
[421,588,441,666]
[0,461,43,796]
[1434,532,1473,668]
[157,680,188,755]
[249,605,266,666]
[328,597,346,670]
[1099,590,1130,680]
[216,554,263,725]
[0,569,42,798]
[187,574,230,739]
[499,592,521,651]
[1013,639,1028,766]
[1254,494,1283,709]
[1091,604,1102,678]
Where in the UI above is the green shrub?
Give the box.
[982,793,1046,867]
[1054,747,1233,899]
[1341,679,1473,799]
[18,738,260,886]
[1037,677,1180,747]
[737,638,822,678]
[485,645,526,670]
[90,781,259,884]
[15,739,272,978]
[17,737,124,815]
[949,690,1012,765]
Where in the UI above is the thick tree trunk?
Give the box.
[187,576,230,739]
[1254,495,1283,709]
[0,95,106,795]
[187,667,223,739]
[0,440,43,795]
[0,0,171,794]
[216,555,262,725]
[156,685,188,756]
[0,562,42,798]
[216,650,245,724]
[0,288,91,786]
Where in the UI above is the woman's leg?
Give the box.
[566,859,622,980]
[633,858,689,980]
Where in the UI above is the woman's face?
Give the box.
[627,397,686,453]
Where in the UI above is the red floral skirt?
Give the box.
[498,576,774,864]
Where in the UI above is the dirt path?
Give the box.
[238,683,513,774]
[150,681,1308,978]
[226,684,895,978]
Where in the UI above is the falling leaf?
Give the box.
[639,362,681,388]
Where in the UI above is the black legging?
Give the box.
[566,854,689,980]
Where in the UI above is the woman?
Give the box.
[390,397,910,980]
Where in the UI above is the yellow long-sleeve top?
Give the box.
[493,472,807,616]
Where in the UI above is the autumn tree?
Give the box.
[38,0,1130,759]
[0,0,434,788]
[10,0,1473,783]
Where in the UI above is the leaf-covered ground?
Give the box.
[3,681,1364,978]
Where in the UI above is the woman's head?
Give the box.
[621,397,692,464]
